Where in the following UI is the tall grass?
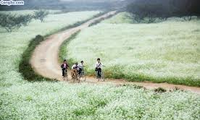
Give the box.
[65,13,200,86]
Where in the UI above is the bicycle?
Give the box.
[96,68,105,82]
[78,68,86,82]
[71,69,80,83]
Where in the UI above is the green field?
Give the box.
[0,11,200,120]
[66,12,200,86]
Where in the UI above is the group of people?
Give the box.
[61,58,103,81]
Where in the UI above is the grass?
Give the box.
[65,12,200,87]
[103,12,134,24]
[0,11,200,120]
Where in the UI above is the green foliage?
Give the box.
[34,10,49,22]
[0,14,20,32]
[0,13,34,32]
[18,14,33,26]
[126,0,200,23]
[127,2,164,23]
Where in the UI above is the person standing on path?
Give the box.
[78,61,84,76]
[95,58,103,81]
[61,59,69,81]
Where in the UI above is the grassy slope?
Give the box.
[0,11,200,120]
[65,12,200,87]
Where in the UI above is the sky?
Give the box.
[60,0,125,2]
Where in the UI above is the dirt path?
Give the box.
[30,11,200,95]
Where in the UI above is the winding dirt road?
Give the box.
[30,11,200,94]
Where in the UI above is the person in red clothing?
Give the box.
[61,59,69,81]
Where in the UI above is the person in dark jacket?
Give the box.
[61,59,69,81]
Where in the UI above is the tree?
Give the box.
[0,13,34,32]
[19,14,33,26]
[0,14,21,32]
[34,10,49,22]
[126,0,200,23]
[127,2,164,23]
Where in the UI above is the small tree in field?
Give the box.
[0,13,34,32]
[34,10,49,22]
[0,14,21,32]
[19,14,33,26]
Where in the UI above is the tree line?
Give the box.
[0,10,49,32]
[126,0,200,23]
[0,0,121,11]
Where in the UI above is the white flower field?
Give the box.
[0,11,200,120]
[1,82,200,120]
[66,13,200,86]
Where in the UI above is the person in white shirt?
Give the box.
[72,62,79,70]
[95,58,103,80]
[78,61,84,75]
